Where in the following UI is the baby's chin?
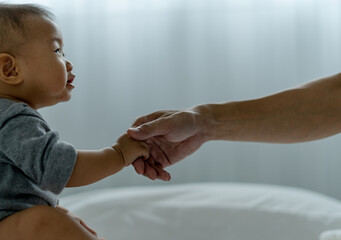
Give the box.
[58,94,72,103]
[47,93,73,107]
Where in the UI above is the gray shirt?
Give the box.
[0,99,77,221]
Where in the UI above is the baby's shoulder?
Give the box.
[0,98,48,133]
[0,99,42,123]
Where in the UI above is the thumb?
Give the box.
[127,118,170,140]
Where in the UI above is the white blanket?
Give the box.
[60,183,341,240]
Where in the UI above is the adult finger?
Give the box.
[144,159,158,180]
[128,117,171,141]
[132,158,145,175]
[153,163,171,181]
[133,158,158,180]
[131,111,168,128]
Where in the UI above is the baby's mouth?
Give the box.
[67,75,75,85]
[66,77,75,89]
[67,78,74,84]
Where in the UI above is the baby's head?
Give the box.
[0,3,75,109]
[0,3,54,55]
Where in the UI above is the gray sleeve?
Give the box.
[0,114,77,194]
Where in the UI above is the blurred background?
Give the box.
[6,0,341,199]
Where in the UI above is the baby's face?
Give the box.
[15,15,75,109]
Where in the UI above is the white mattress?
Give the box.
[60,183,341,240]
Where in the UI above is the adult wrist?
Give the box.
[192,103,216,142]
[193,102,237,141]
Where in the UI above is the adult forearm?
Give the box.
[197,73,341,143]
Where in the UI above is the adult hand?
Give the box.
[127,109,208,181]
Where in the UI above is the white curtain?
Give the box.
[8,0,341,198]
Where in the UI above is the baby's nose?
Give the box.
[66,60,73,72]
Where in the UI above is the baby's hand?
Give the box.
[56,206,105,240]
[113,134,149,166]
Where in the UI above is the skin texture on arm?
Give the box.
[127,73,341,180]
[66,134,149,187]
[205,73,341,143]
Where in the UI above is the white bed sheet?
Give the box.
[60,183,341,240]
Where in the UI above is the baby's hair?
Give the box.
[0,3,55,54]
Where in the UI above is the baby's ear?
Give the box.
[0,53,23,85]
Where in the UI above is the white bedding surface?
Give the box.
[60,183,341,240]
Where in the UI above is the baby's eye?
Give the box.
[55,48,65,57]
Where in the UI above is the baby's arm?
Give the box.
[66,134,149,187]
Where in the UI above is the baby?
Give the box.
[0,3,149,240]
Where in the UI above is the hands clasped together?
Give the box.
[127,108,208,181]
